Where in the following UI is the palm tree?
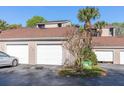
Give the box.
[0,20,9,30]
[78,7,100,30]
[77,7,100,48]
[94,21,108,36]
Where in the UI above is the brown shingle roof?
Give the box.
[0,27,76,38]
[0,27,124,46]
[92,37,124,46]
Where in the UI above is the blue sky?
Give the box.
[0,6,123,26]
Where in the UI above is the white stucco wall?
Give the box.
[45,24,58,28]
[37,21,71,28]
[101,29,111,36]
[62,22,71,27]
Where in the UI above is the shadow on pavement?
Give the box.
[0,66,12,69]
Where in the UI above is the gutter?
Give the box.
[93,46,124,49]
[0,37,67,42]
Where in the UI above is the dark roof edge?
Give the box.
[93,46,124,49]
[37,20,71,24]
[0,37,67,41]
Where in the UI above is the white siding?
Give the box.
[101,29,111,36]
[45,24,58,28]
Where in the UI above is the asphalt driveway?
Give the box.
[0,64,124,86]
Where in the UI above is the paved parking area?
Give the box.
[0,64,124,86]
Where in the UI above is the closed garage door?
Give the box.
[95,51,113,62]
[6,44,28,64]
[120,52,124,64]
[37,45,62,65]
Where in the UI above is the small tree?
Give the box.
[26,16,47,27]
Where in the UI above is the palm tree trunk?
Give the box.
[99,29,102,36]
[84,22,92,49]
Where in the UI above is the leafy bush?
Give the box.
[81,59,93,69]
[82,66,107,77]
[58,68,77,77]
[82,69,101,77]
[58,47,106,78]
[58,66,107,77]
[81,47,97,65]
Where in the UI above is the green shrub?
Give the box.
[58,68,77,76]
[81,59,93,69]
[81,47,97,65]
[81,66,106,77]
[82,69,101,77]
[58,65,107,77]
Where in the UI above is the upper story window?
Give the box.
[109,28,114,36]
[37,20,71,28]
[58,23,62,27]
[38,24,45,28]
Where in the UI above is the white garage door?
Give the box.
[120,52,124,64]
[95,51,113,62]
[6,44,28,64]
[37,45,62,65]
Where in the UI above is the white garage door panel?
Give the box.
[7,45,28,64]
[120,52,124,64]
[95,51,113,61]
[37,45,62,65]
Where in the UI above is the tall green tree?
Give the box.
[26,16,47,27]
[77,7,100,47]
[0,20,9,30]
[94,21,108,36]
[77,7,100,30]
